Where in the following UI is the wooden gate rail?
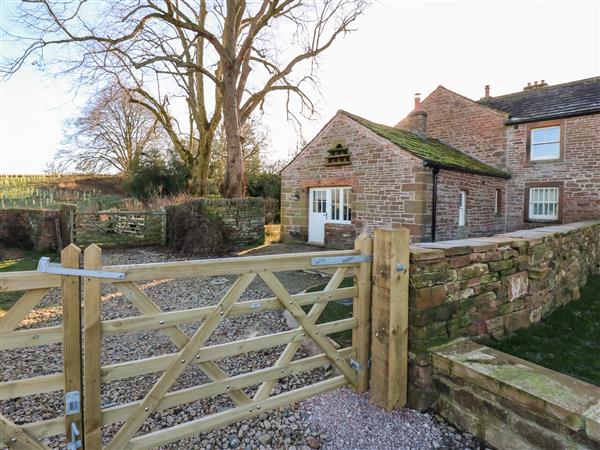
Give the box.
[0,231,393,450]
[0,245,84,450]
[77,242,372,450]
[0,286,357,351]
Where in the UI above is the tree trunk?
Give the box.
[191,138,212,197]
[222,71,245,198]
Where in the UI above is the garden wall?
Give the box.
[0,208,61,251]
[431,339,600,450]
[167,198,265,246]
[406,220,600,410]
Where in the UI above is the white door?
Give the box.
[308,188,328,244]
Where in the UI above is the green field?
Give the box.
[486,275,600,386]
[0,174,132,211]
[0,249,58,315]
[303,276,354,347]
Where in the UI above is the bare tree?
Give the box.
[3,0,367,197]
[58,83,161,177]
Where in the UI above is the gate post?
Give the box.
[370,226,410,410]
[352,233,373,393]
[83,245,103,450]
[62,244,83,446]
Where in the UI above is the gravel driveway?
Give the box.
[1,247,489,450]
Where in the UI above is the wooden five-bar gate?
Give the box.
[0,228,409,449]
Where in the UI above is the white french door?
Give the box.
[308,187,352,244]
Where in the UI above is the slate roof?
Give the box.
[341,111,511,179]
[477,76,600,124]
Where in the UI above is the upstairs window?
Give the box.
[529,187,559,220]
[531,126,560,161]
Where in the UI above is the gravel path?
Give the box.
[1,247,489,450]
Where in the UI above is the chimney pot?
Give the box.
[414,93,421,110]
[484,85,490,97]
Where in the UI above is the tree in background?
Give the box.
[209,117,268,195]
[3,0,366,198]
[58,84,162,177]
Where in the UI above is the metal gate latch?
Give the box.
[311,255,372,266]
[66,422,82,450]
[37,257,126,280]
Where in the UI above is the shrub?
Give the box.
[0,212,34,250]
[247,172,280,200]
[247,172,280,223]
[166,207,230,256]
[124,151,189,201]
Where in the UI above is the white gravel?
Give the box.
[1,247,490,450]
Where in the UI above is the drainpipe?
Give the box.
[431,166,440,242]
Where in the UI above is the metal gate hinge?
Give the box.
[311,255,372,266]
[37,257,125,280]
[349,358,364,371]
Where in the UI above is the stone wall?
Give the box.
[432,340,600,450]
[324,223,356,249]
[0,209,61,251]
[406,220,600,410]
[167,198,265,245]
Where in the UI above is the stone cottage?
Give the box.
[280,76,600,247]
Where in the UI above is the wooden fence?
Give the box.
[71,210,166,247]
[0,227,409,449]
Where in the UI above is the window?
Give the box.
[330,187,351,222]
[458,191,467,226]
[494,189,502,215]
[312,190,327,213]
[531,126,560,161]
[528,187,559,220]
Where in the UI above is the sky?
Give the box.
[1,0,599,174]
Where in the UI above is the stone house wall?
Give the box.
[405,220,600,410]
[505,113,600,230]
[435,170,507,241]
[0,209,61,251]
[281,113,432,244]
[281,112,512,247]
[409,87,600,232]
[398,86,509,168]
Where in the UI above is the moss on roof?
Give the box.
[341,111,511,179]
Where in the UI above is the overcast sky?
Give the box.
[1,0,599,174]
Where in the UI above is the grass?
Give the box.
[303,276,354,347]
[0,248,58,316]
[486,274,600,386]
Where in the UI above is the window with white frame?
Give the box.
[458,191,467,226]
[330,187,351,223]
[528,187,559,220]
[531,126,560,161]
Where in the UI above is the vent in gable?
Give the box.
[325,143,351,166]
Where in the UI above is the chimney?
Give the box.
[414,93,421,110]
[523,79,549,90]
[406,109,427,138]
[484,84,490,97]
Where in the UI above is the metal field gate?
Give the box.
[1,227,410,449]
